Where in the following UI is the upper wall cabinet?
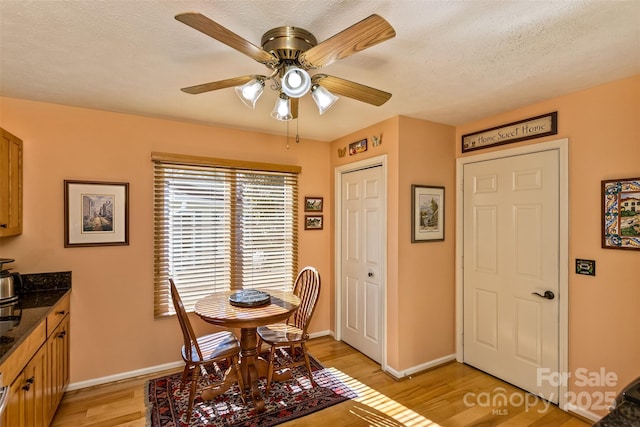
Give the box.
[0,128,23,237]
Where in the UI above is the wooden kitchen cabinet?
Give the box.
[2,293,70,426]
[23,344,47,427]
[5,344,47,427]
[0,127,23,237]
[46,310,70,420]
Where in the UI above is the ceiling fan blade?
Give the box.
[313,75,392,106]
[291,98,299,119]
[181,75,261,94]
[175,12,278,66]
[299,14,395,69]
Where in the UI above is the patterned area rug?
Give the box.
[146,349,357,426]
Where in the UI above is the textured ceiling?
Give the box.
[1,0,639,142]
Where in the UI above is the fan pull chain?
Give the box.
[286,120,290,149]
[296,118,300,143]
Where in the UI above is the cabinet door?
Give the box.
[0,127,23,236]
[47,314,70,422]
[5,372,25,427]
[4,344,47,427]
[23,344,47,427]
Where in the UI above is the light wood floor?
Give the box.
[51,336,592,426]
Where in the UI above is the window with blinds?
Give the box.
[153,153,299,317]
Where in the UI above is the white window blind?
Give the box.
[153,154,299,317]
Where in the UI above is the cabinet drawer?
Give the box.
[0,321,45,386]
[46,294,70,337]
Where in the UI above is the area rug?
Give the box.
[146,348,357,426]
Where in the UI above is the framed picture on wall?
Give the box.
[304,197,323,212]
[349,138,367,155]
[601,177,640,250]
[64,180,129,247]
[304,215,323,230]
[411,185,444,242]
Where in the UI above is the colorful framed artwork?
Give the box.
[349,138,367,155]
[602,177,640,250]
[64,180,129,247]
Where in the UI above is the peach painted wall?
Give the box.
[329,116,456,372]
[397,116,456,370]
[455,74,640,416]
[0,97,332,384]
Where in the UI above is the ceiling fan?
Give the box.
[175,12,396,121]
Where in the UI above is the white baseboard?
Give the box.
[564,402,603,423]
[385,353,456,379]
[309,330,333,339]
[67,360,184,391]
[68,330,335,391]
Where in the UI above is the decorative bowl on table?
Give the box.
[229,289,271,308]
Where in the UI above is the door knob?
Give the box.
[531,290,555,300]
[368,272,374,277]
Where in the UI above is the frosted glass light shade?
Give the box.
[311,85,339,114]
[271,95,293,121]
[234,79,264,108]
[281,67,311,98]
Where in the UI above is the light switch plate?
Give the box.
[576,259,596,276]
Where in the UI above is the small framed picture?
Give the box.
[411,185,445,242]
[304,215,323,230]
[64,180,129,247]
[601,177,640,250]
[304,197,323,212]
[349,138,367,155]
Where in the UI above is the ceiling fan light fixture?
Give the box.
[177,12,396,126]
[281,67,311,98]
[234,78,264,108]
[311,84,339,114]
[271,93,293,121]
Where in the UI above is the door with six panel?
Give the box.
[463,149,560,401]
[340,165,384,363]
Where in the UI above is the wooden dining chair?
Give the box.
[169,279,245,423]
[256,266,321,395]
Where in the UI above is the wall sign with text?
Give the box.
[462,112,558,153]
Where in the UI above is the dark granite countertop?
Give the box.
[0,272,71,366]
[593,401,640,426]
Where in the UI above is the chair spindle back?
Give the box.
[170,278,203,362]
[289,266,321,334]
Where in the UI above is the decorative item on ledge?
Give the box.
[337,147,347,157]
[371,134,382,147]
[349,138,367,155]
[461,112,558,153]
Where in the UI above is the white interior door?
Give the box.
[463,149,560,401]
[340,165,384,363]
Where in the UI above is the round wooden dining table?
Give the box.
[194,289,300,412]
